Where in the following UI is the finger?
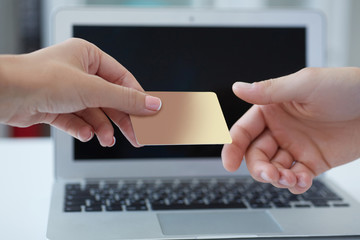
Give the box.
[221,105,266,172]
[63,39,162,115]
[272,168,297,189]
[84,40,144,91]
[103,108,141,148]
[46,113,94,142]
[244,130,281,184]
[270,149,295,170]
[79,74,162,115]
[97,53,143,90]
[76,108,115,147]
[288,161,314,194]
[270,150,297,188]
[232,68,318,105]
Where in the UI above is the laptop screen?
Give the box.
[73,26,305,160]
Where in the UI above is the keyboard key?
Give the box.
[103,183,118,189]
[85,183,99,189]
[208,202,247,209]
[126,204,148,211]
[294,204,311,208]
[66,184,81,191]
[106,204,123,211]
[274,203,291,208]
[85,205,102,212]
[152,203,185,210]
[64,206,82,212]
[333,203,350,207]
[152,201,247,210]
[66,193,92,201]
[311,200,330,207]
[249,203,272,208]
[65,200,84,206]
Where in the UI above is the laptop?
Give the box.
[47,7,360,239]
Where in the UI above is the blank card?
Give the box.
[130,91,232,145]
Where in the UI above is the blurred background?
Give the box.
[0,0,359,138]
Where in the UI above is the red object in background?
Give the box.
[11,124,43,137]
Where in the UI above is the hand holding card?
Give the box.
[130,92,232,146]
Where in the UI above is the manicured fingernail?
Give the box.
[87,131,94,141]
[80,131,93,142]
[279,177,290,187]
[145,95,162,111]
[261,172,271,182]
[109,136,116,147]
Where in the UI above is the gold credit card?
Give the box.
[130,91,232,145]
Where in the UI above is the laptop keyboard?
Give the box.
[64,178,349,212]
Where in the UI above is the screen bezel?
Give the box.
[52,7,324,179]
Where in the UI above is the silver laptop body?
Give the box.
[47,7,360,240]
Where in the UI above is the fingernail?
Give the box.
[145,95,162,111]
[279,177,290,187]
[297,178,307,188]
[80,131,93,142]
[87,131,94,141]
[233,82,253,91]
[260,172,271,182]
[109,136,116,147]
[297,179,307,188]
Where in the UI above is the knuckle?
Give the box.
[119,87,144,111]
[66,37,88,46]
[254,78,276,93]
[261,78,275,89]
[65,38,98,57]
[253,79,275,104]
[297,67,320,80]
[62,115,77,135]
[350,66,360,76]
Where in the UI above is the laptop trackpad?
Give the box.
[158,211,282,235]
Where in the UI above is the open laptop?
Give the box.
[47,7,360,239]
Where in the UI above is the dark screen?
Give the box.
[73,26,305,160]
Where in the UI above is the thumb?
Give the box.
[232,69,314,105]
[82,77,162,115]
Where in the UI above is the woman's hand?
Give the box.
[0,38,161,147]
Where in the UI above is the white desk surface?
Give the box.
[0,137,359,240]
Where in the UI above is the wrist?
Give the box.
[0,55,17,101]
[0,55,11,89]
[0,54,23,88]
[0,55,28,124]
